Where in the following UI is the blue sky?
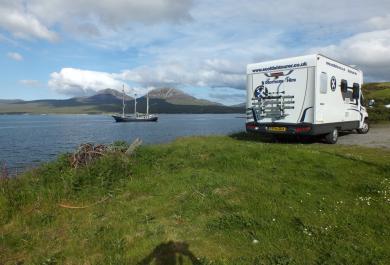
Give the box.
[1,0,390,105]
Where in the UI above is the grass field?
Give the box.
[1,134,390,264]
[363,82,390,103]
[362,82,390,122]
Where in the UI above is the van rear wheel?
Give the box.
[324,128,338,144]
[357,119,369,134]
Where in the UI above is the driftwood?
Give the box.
[70,139,143,168]
[126,138,143,156]
[70,143,108,168]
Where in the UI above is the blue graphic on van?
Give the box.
[254,85,268,99]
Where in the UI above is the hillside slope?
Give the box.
[0,88,242,114]
[1,135,389,264]
[148,88,222,106]
[362,82,390,104]
[362,82,390,122]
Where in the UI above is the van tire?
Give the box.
[357,119,369,134]
[324,128,338,144]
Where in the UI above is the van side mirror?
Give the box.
[352,83,360,99]
[340,79,348,93]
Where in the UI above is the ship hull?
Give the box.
[112,115,158,122]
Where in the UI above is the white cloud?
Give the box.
[28,0,193,26]
[0,3,58,42]
[48,68,127,96]
[366,14,390,30]
[0,0,192,42]
[119,61,246,90]
[19,79,41,87]
[7,52,23,61]
[113,26,285,90]
[6,0,390,102]
[313,29,390,80]
[48,61,246,97]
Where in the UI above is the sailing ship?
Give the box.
[112,86,158,122]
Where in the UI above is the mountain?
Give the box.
[75,88,133,104]
[0,99,24,104]
[85,88,133,101]
[230,102,246,108]
[148,88,222,106]
[0,88,243,114]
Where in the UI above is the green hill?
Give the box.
[1,134,389,264]
[362,82,390,104]
[362,82,390,122]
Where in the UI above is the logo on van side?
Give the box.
[253,62,307,72]
[261,77,297,85]
[331,76,337,91]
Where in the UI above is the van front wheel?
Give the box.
[324,128,338,144]
[357,119,369,134]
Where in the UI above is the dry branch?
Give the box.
[59,195,112,209]
[126,138,143,156]
[69,139,143,168]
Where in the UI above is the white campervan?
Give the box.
[246,54,369,143]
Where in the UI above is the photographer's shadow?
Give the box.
[137,241,202,265]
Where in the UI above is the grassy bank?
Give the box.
[1,134,390,264]
[362,82,390,122]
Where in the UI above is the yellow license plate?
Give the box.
[268,127,286,132]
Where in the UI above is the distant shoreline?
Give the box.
[0,112,245,115]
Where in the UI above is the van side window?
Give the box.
[340,80,348,93]
[340,79,348,101]
[352,83,360,102]
[320,72,327,94]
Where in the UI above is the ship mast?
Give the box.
[122,85,125,117]
[134,93,137,116]
[146,89,149,116]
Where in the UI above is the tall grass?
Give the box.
[1,135,390,264]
